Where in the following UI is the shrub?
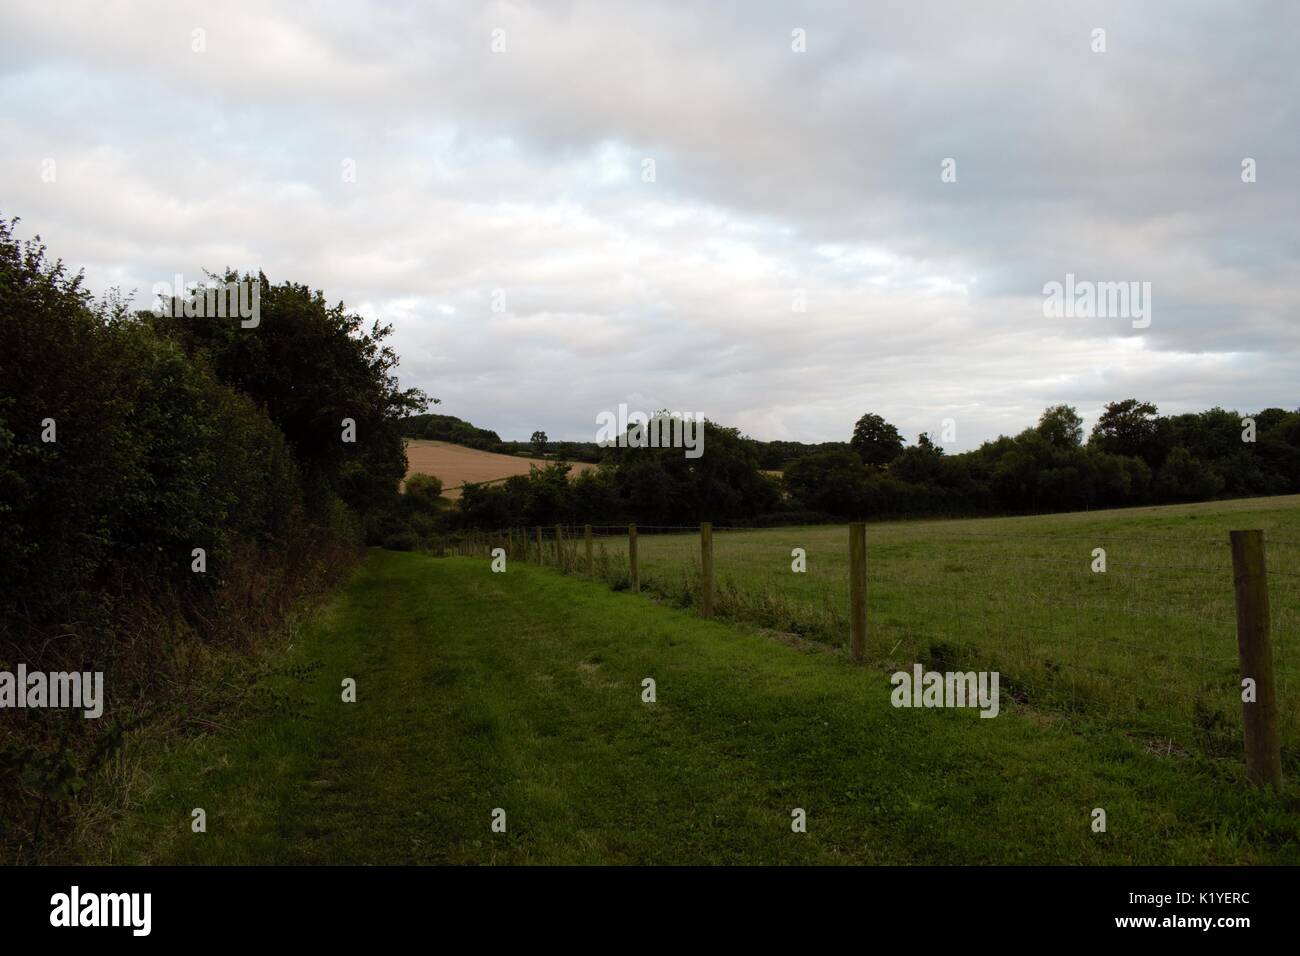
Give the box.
[405,472,444,506]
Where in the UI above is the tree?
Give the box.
[1155,447,1224,501]
[153,271,428,515]
[530,430,548,455]
[784,450,871,517]
[1089,399,1160,462]
[850,413,904,467]
[1037,404,1083,449]
[0,215,301,629]
[607,421,780,524]
[404,472,444,506]
[890,433,945,486]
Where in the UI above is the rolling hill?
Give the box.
[404,439,597,499]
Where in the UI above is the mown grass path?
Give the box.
[106,550,1300,864]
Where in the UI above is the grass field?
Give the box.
[403,439,596,498]
[98,548,1300,865]
[527,496,1300,769]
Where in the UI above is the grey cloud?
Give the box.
[1,0,1295,450]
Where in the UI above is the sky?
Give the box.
[2,1,1297,450]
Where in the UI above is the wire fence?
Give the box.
[437,522,1298,778]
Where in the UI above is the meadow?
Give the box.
[98,549,1300,865]
[76,495,1300,865]
[539,495,1300,770]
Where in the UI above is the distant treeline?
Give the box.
[421,401,1299,533]
[782,403,1300,520]
[399,411,607,463]
[399,412,837,467]
[400,412,504,451]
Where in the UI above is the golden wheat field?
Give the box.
[403,439,597,498]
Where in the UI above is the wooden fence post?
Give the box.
[535,526,543,565]
[1230,529,1282,791]
[700,522,714,617]
[629,523,639,593]
[555,524,564,568]
[584,525,593,575]
[849,522,867,663]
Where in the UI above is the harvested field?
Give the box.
[404,439,597,498]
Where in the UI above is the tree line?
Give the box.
[784,402,1299,519]
[1,215,428,651]
[400,412,604,463]
[1,215,430,851]
[440,401,1299,533]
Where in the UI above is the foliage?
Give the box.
[850,412,905,466]
[1037,404,1084,449]
[454,422,781,530]
[0,213,421,857]
[404,472,444,506]
[152,270,428,517]
[399,412,498,449]
[432,400,1300,531]
[1090,398,1161,462]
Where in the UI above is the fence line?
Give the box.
[441,521,1290,789]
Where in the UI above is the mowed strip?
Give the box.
[105,551,1299,864]
[403,439,596,498]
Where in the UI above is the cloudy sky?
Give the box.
[3,1,1297,450]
